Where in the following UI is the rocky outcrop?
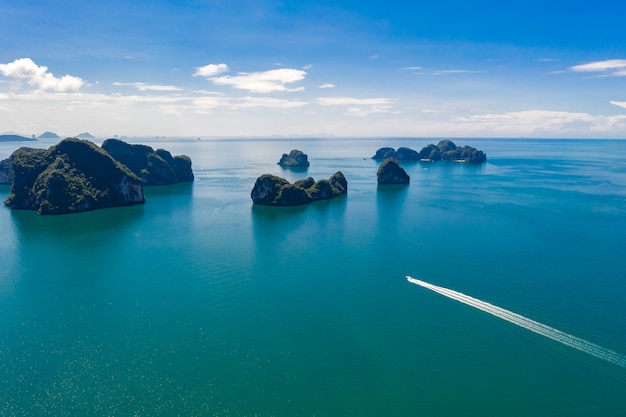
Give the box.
[377,158,410,185]
[278,149,309,167]
[0,155,15,184]
[101,138,194,185]
[251,171,347,206]
[372,140,486,163]
[4,138,145,215]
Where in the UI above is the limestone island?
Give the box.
[102,138,194,185]
[277,149,309,167]
[251,172,347,206]
[377,158,410,185]
[2,138,195,215]
[4,138,145,215]
[372,140,486,163]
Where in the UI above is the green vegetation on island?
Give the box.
[251,171,347,206]
[4,138,145,215]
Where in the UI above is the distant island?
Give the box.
[373,140,486,163]
[0,134,36,142]
[251,172,347,206]
[2,137,195,215]
[76,132,95,139]
[38,131,61,139]
[278,149,309,167]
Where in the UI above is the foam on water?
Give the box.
[406,276,626,369]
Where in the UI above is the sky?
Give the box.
[1,0,626,138]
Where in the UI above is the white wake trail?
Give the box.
[406,276,626,368]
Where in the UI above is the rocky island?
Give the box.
[377,158,410,184]
[251,171,347,206]
[2,137,195,215]
[373,140,486,163]
[4,138,145,214]
[277,149,309,167]
[102,138,194,185]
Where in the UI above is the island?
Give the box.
[4,138,145,215]
[277,149,309,167]
[372,140,486,163]
[38,131,61,139]
[0,134,36,142]
[76,132,95,139]
[377,158,410,184]
[101,138,194,185]
[251,171,347,206]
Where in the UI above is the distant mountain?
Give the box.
[0,134,36,142]
[76,132,95,139]
[38,131,60,139]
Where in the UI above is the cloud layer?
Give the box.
[569,59,626,77]
[210,68,307,93]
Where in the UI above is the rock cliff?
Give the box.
[251,171,347,206]
[377,158,410,184]
[0,155,15,184]
[4,138,145,215]
[277,149,310,167]
[101,138,194,185]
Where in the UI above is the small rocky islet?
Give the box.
[1,138,194,215]
[377,158,410,185]
[277,149,309,167]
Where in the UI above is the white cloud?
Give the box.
[113,82,183,91]
[194,63,229,77]
[611,101,626,109]
[421,109,450,113]
[369,55,379,60]
[318,83,335,89]
[211,68,307,93]
[402,66,483,75]
[315,96,394,117]
[0,58,84,92]
[316,96,393,106]
[234,96,308,109]
[569,59,626,76]
[451,109,626,136]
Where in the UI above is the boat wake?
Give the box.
[406,276,626,369]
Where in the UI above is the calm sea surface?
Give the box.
[1,137,625,416]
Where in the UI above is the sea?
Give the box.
[0,137,625,416]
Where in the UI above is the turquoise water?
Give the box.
[1,138,625,416]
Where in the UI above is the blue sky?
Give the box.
[1,0,625,138]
